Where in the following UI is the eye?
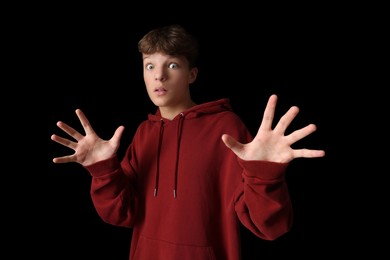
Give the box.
[169,63,178,69]
[146,64,154,70]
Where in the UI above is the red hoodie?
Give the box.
[85,98,292,260]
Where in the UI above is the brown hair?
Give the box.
[138,24,199,68]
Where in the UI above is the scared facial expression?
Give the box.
[142,52,198,109]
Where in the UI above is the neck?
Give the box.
[159,100,196,120]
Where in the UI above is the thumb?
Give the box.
[111,126,125,146]
[221,134,243,152]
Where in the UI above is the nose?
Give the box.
[154,67,166,81]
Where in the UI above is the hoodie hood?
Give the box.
[147,98,233,198]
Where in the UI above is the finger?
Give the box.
[53,154,77,164]
[56,121,84,141]
[111,126,125,143]
[292,148,326,159]
[75,109,96,136]
[51,134,78,150]
[286,124,317,144]
[273,106,299,134]
[221,134,244,152]
[259,94,278,131]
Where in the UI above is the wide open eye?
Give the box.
[169,63,178,69]
[146,64,154,70]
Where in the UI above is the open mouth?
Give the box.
[154,87,167,95]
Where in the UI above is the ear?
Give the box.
[189,67,198,84]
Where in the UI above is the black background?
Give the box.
[38,5,379,259]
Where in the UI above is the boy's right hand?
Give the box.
[51,109,125,167]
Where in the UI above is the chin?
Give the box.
[150,98,166,107]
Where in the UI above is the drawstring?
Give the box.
[173,113,184,198]
[153,113,184,198]
[154,118,164,197]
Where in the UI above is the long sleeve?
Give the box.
[85,155,137,228]
[234,158,293,240]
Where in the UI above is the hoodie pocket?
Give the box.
[132,235,216,260]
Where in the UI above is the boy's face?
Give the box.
[142,52,197,110]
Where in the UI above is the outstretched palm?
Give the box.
[51,109,125,166]
[222,94,325,163]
